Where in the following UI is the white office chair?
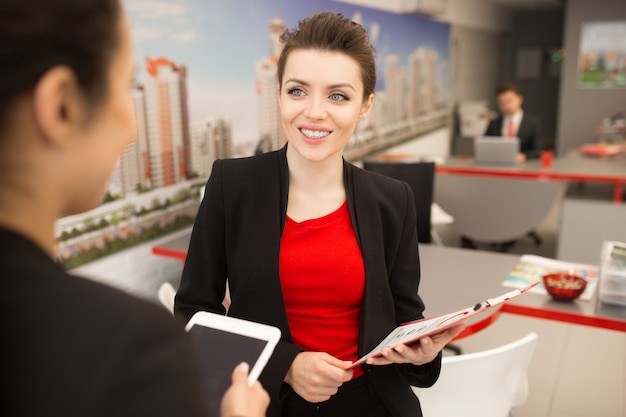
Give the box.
[157,281,177,314]
[430,202,454,245]
[413,332,538,417]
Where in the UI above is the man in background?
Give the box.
[485,83,542,161]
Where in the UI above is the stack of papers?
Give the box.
[503,254,598,301]
[599,241,626,306]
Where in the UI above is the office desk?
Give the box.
[152,234,626,333]
[435,150,626,202]
[419,245,626,332]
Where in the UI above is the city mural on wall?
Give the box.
[55,0,451,268]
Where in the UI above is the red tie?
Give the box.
[507,118,515,138]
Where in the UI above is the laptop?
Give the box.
[473,136,520,165]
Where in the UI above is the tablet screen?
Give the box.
[187,324,270,416]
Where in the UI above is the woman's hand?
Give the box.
[285,352,354,403]
[365,323,465,366]
[221,362,270,417]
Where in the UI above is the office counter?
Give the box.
[151,233,501,338]
[152,234,626,334]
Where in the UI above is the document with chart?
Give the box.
[350,282,539,368]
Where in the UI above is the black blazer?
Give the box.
[485,113,542,158]
[176,145,441,417]
[1,227,208,417]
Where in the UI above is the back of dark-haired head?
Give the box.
[495,82,522,97]
[0,0,122,129]
[277,11,377,100]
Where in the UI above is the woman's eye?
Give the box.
[287,87,305,97]
[329,93,349,102]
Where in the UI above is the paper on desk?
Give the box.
[503,254,598,301]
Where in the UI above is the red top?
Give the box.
[280,201,365,379]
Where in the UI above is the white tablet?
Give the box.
[185,311,281,415]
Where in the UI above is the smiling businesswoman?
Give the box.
[175,11,463,417]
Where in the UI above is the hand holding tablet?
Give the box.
[221,362,270,417]
[185,311,280,416]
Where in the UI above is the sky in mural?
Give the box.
[124,0,450,144]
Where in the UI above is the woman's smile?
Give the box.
[299,127,332,143]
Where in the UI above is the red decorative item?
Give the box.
[542,273,587,301]
[578,144,625,157]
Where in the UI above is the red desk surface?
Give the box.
[374,150,626,202]
[434,151,626,202]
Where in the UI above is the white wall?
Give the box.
[334,0,512,32]
[449,25,504,104]
[377,127,451,158]
[435,0,511,32]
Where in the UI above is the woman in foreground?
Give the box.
[0,1,268,416]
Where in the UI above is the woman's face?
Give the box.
[65,13,136,215]
[278,49,374,164]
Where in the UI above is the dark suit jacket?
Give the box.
[485,113,542,158]
[175,145,441,417]
[0,227,208,417]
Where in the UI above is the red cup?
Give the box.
[541,150,553,168]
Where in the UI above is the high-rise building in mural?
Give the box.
[109,57,198,195]
[267,14,284,58]
[131,85,151,187]
[208,118,233,161]
[107,86,149,195]
[190,118,233,179]
[116,132,144,194]
[140,57,191,188]
[108,56,237,195]
[189,120,214,179]
[255,14,284,152]
[383,54,406,124]
[408,47,439,116]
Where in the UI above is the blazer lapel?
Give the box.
[344,164,403,355]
